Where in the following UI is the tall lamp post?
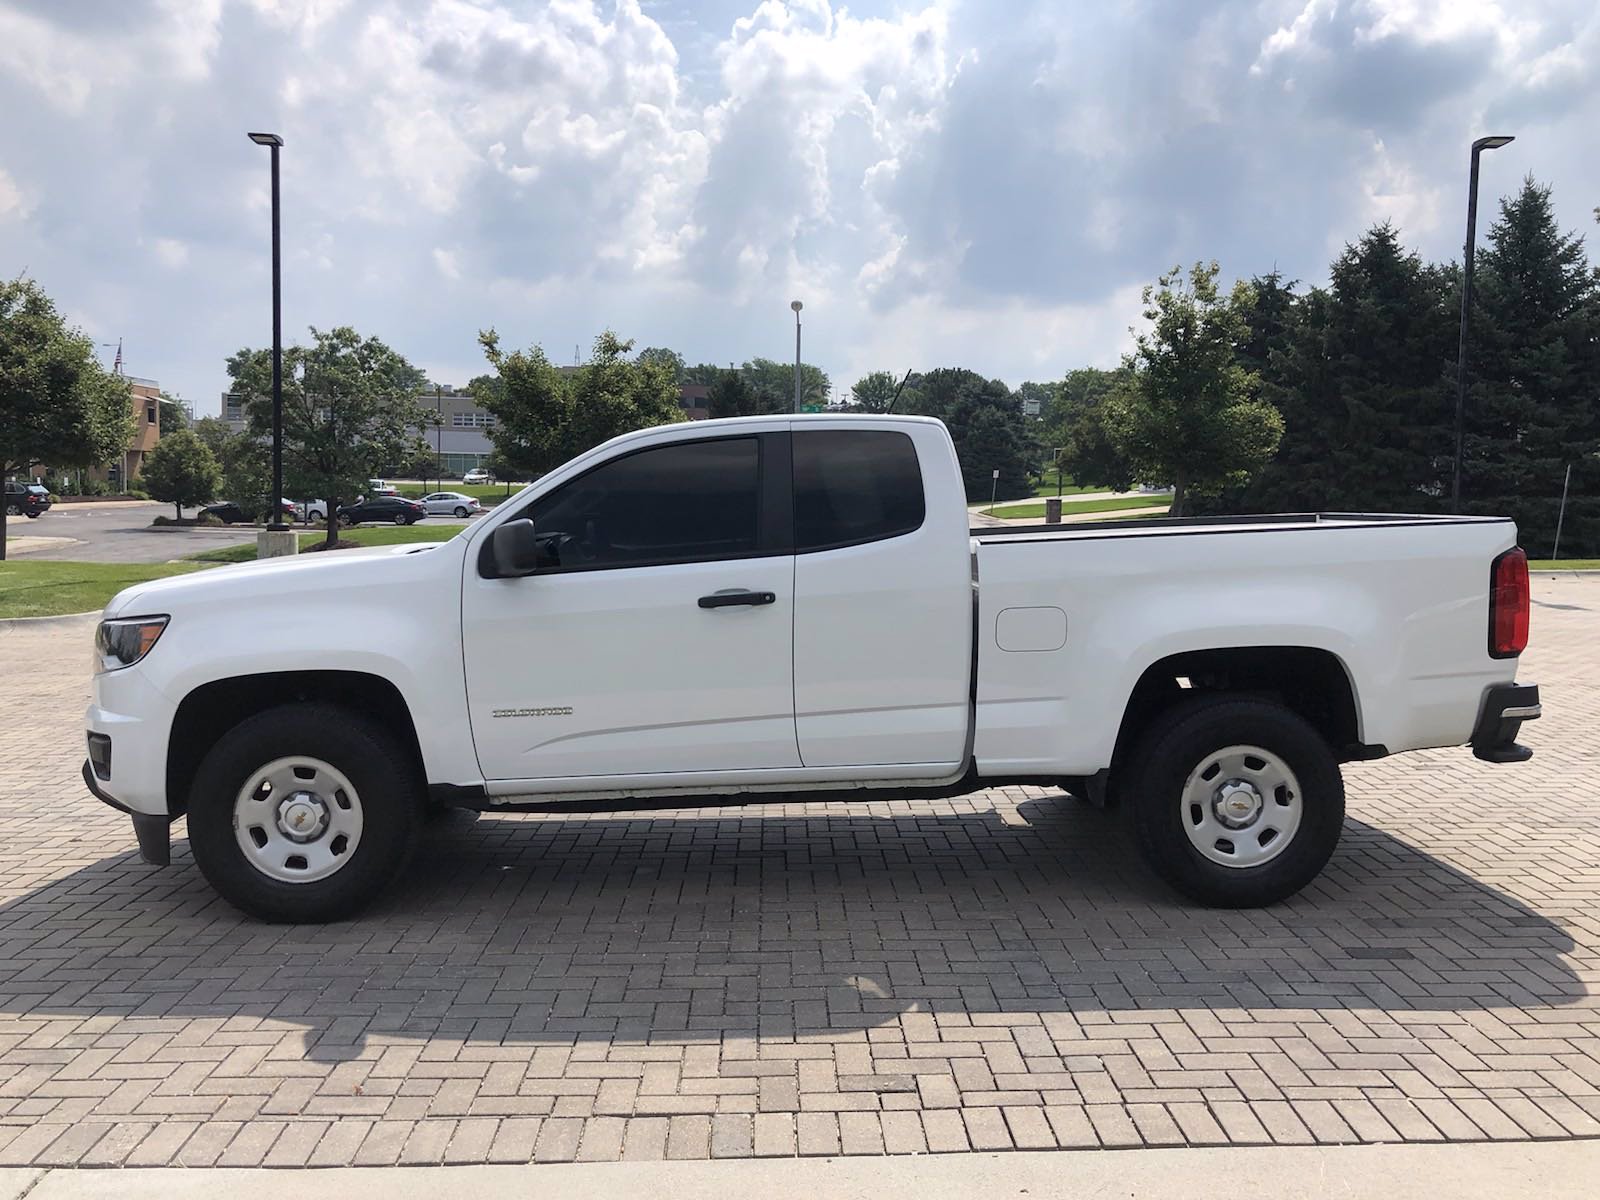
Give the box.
[1452,134,1514,514]
[790,300,803,413]
[247,131,287,534]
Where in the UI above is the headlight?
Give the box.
[95,617,169,673]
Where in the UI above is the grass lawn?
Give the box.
[0,561,205,619]
[1531,559,1600,570]
[985,495,1173,520]
[1030,479,1104,498]
[186,523,464,563]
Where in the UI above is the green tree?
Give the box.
[476,338,568,479]
[0,279,133,559]
[903,368,1033,500]
[229,326,431,547]
[193,415,268,512]
[636,346,686,382]
[568,331,683,454]
[1048,367,1136,491]
[742,357,830,411]
[1105,262,1282,515]
[1465,178,1600,555]
[849,370,901,413]
[706,368,761,418]
[1234,227,1454,515]
[683,362,725,387]
[141,427,222,520]
[157,391,189,433]
[478,330,682,479]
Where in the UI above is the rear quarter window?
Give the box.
[793,429,925,552]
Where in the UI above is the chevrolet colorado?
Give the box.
[83,415,1540,922]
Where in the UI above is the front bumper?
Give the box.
[83,760,172,865]
[1470,682,1541,763]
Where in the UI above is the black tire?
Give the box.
[186,704,423,922]
[392,512,407,525]
[1125,697,1344,907]
[454,506,469,518]
[339,513,355,526]
[25,511,40,519]
[4,503,19,516]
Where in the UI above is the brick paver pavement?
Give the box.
[0,576,1595,1167]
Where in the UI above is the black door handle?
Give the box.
[698,590,777,609]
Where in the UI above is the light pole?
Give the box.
[247,131,287,532]
[1452,134,1514,514]
[790,300,803,413]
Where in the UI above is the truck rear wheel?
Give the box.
[1126,697,1344,907]
[186,704,422,922]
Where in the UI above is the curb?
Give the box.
[0,610,99,629]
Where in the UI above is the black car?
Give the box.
[4,481,46,519]
[338,496,426,526]
[199,499,298,524]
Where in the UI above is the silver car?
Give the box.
[418,491,482,518]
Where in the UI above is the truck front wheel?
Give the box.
[1126,698,1344,907]
[186,704,422,922]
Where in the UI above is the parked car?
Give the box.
[462,468,492,485]
[297,499,329,522]
[339,496,426,526]
[83,415,1540,922]
[418,491,482,518]
[199,499,297,524]
[3,481,46,518]
[366,479,399,497]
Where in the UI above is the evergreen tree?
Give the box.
[1465,178,1600,556]
[1237,226,1454,513]
[706,368,761,418]
[908,369,1033,500]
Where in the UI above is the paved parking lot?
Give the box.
[9,502,477,564]
[0,577,1596,1168]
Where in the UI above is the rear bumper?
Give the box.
[1470,682,1540,763]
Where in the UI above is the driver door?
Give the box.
[461,432,800,782]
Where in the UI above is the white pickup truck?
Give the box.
[83,415,1540,922]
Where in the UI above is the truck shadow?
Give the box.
[0,797,1582,1063]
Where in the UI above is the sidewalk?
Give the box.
[6,1141,1599,1199]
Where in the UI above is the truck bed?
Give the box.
[967,510,1521,777]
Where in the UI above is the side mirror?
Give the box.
[491,519,541,578]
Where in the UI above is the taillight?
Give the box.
[1489,546,1529,658]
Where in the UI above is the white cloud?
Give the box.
[0,0,1596,414]
[152,237,190,268]
[0,166,30,220]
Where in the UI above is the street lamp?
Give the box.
[247,131,287,532]
[790,300,803,413]
[1452,134,1514,514]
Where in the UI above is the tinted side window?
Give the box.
[793,430,925,552]
[527,437,761,570]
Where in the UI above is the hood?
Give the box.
[105,540,466,619]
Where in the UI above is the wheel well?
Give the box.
[1114,647,1364,769]
[165,671,425,816]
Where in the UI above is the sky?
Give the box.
[2,0,1598,416]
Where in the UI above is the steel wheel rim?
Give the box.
[232,755,364,883]
[1180,743,1303,868]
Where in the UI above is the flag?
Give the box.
[113,340,122,374]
